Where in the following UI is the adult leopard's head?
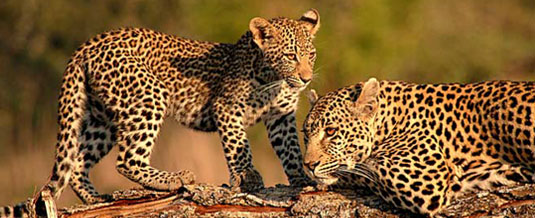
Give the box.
[302,78,380,185]
[248,9,320,89]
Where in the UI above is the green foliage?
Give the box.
[1,0,534,156]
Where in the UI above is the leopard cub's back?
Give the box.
[74,27,232,130]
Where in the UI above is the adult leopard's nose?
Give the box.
[304,160,320,171]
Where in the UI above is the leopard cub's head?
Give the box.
[248,9,320,89]
[302,78,380,185]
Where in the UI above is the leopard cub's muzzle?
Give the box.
[286,62,313,89]
[285,75,310,89]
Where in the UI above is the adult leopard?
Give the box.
[1,9,320,217]
[302,78,535,215]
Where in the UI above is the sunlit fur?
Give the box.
[303,78,535,215]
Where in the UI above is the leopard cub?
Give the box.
[1,9,320,218]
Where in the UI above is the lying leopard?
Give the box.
[1,9,320,217]
[303,78,535,215]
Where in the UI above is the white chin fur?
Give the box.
[317,177,338,185]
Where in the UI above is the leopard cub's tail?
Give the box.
[0,200,32,218]
[1,61,87,218]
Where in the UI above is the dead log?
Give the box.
[52,183,535,217]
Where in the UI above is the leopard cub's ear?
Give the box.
[299,9,320,35]
[249,17,276,50]
[306,89,319,106]
[352,78,380,120]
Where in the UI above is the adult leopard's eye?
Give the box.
[325,127,337,137]
[285,53,297,61]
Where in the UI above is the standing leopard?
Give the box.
[302,78,535,215]
[1,9,320,217]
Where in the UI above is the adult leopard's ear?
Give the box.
[249,17,276,50]
[352,78,380,120]
[306,89,319,105]
[299,8,320,35]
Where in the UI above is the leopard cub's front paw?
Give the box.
[85,194,113,204]
[230,168,265,192]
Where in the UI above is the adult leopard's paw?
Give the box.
[289,175,317,187]
[230,168,265,192]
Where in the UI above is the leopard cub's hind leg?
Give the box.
[111,72,195,191]
[69,110,115,204]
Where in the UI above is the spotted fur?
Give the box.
[1,9,320,217]
[303,78,535,215]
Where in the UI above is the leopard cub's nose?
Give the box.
[300,75,312,83]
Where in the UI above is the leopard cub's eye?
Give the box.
[325,127,337,137]
[285,53,297,61]
[309,51,316,58]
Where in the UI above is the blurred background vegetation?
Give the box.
[0,0,534,207]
